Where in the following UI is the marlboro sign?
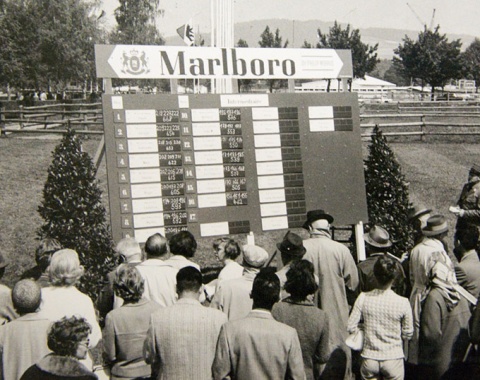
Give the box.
[95,45,352,80]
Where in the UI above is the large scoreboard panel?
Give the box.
[103,93,367,243]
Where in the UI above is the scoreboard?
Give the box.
[102,92,368,243]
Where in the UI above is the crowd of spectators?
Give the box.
[0,165,480,379]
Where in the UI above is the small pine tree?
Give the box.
[364,126,413,256]
[38,130,115,300]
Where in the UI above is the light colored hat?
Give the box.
[408,204,432,221]
[363,226,392,248]
[242,245,269,268]
[422,215,448,237]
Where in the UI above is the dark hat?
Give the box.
[422,215,448,237]
[0,252,8,269]
[363,226,392,248]
[408,204,432,221]
[302,209,334,230]
[276,231,306,257]
[469,164,480,177]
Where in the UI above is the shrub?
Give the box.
[38,129,115,300]
[364,126,413,256]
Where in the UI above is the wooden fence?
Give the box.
[3,101,480,140]
[0,102,103,134]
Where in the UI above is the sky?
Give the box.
[100,0,480,38]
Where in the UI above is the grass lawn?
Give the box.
[1,135,479,289]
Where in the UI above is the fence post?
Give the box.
[0,105,6,137]
[19,105,24,129]
[420,114,425,142]
[83,112,89,132]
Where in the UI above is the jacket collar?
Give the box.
[36,354,95,377]
[246,309,274,320]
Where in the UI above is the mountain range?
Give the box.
[164,19,477,59]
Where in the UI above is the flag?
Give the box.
[177,21,195,46]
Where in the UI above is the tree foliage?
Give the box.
[110,0,164,45]
[258,26,289,92]
[462,38,480,93]
[38,130,115,300]
[317,21,379,80]
[0,0,102,91]
[364,127,413,256]
[394,26,462,95]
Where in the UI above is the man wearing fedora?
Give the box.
[275,231,307,300]
[358,225,406,296]
[408,214,457,366]
[302,209,359,380]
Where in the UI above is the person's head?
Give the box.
[115,237,142,262]
[284,260,318,300]
[0,252,8,279]
[251,268,280,310]
[242,245,269,269]
[422,214,449,240]
[303,209,334,233]
[214,238,241,263]
[12,279,41,315]
[113,265,144,303]
[48,249,84,287]
[145,233,168,259]
[277,231,306,265]
[364,225,392,254]
[373,255,397,287]
[47,316,91,359]
[468,164,480,182]
[455,225,479,253]
[169,231,197,258]
[176,266,203,298]
[35,238,62,271]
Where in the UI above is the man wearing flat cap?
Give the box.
[302,209,359,380]
[210,244,269,321]
[408,214,457,366]
[275,231,306,300]
[358,225,406,296]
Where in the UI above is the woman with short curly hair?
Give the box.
[103,265,162,379]
[21,316,97,379]
[272,260,330,380]
[37,249,102,369]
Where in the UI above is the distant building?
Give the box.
[295,75,396,102]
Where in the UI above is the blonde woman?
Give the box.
[38,249,101,368]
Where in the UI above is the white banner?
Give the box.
[97,45,347,80]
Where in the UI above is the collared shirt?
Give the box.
[163,255,200,271]
[136,259,177,307]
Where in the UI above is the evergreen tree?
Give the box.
[38,130,115,299]
[258,26,289,92]
[364,126,413,256]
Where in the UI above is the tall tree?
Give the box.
[394,26,462,97]
[258,26,289,92]
[38,130,115,300]
[110,0,164,45]
[364,126,413,257]
[0,0,102,92]
[462,38,480,93]
[316,21,379,91]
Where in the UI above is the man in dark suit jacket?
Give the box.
[454,225,480,300]
[213,268,305,380]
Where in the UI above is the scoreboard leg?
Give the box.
[355,221,366,262]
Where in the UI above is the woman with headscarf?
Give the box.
[21,316,97,379]
[418,261,471,379]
